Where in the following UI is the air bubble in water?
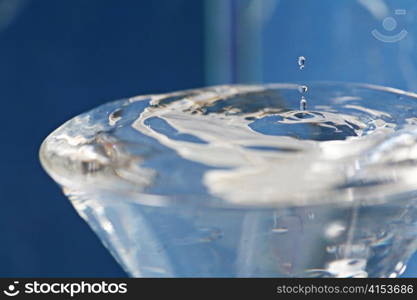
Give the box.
[298,56,306,70]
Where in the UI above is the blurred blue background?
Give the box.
[0,0,204,276]
[2,0,417,277]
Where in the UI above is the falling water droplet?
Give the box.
[300,96,307,111]
[298,56,306,70]
[272,227,289,233]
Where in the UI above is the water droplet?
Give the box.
[300,96,307,111]
[298,85,308,94]
[298,56,306,70]
[326,245,337,253]
[325,221,346,239]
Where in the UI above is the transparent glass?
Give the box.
[40,83,417,277]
